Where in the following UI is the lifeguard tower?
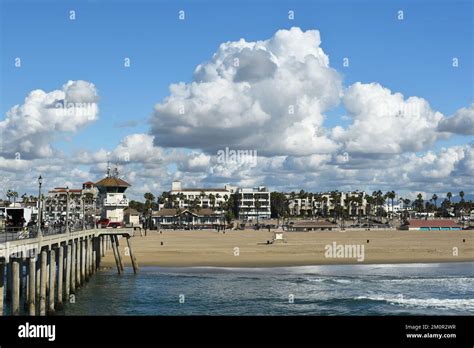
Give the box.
[95,164,130,224]
[272,227,287,243]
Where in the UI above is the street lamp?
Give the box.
[38,175,43,236]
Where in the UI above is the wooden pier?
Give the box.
[0,228,139,315]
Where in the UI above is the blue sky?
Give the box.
[2,0,472,151]
[0,0,473,198]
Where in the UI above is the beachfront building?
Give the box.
[235,186,271,222]
[124,207,140,226]
[95,167,130,223]
[44,187,82,221]
[44,181,99,222]
[382,199,414,215]
[287,191,367,217]
[167,180,236,213]
[400,219,462,231]
[288,220,338,231]
[152,208,224,229]
[164,181,271,222]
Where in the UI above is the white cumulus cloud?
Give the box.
[150,27,342,156]
[437,104,474,135]
[335,82,445,155]
[0,80,99,159]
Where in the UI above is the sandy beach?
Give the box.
[100,229,474,267]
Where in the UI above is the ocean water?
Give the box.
[62,263,474,315]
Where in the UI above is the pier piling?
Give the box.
[65,244,71,300]
[126,237,139,274]
[28,258,36,316]
[11,260,20,315]
[81,240,86,283]
[0,261,4,315]
[40,250,47,316]
[57,245,64,310]
[71,241,77,293]
[48,249,56,315]
[114,235,124,272]
[35,258,40,301]
[111,235,122,274]
[6,263,11,301]
[76,241,81,288]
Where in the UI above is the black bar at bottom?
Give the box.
[0,316,472,346]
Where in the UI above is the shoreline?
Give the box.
[99,259,474,270]
[101,229,474,268]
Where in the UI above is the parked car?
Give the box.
[97,218,110,228]
[97,218,122,228]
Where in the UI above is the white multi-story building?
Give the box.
[44,182,98,222]
[166,181,271,221]
[168,181,235,213]
[383,199,412,214]
[235,186,271,221]
[287,191,367,217]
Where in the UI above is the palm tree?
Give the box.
[209,193,216,212]
[432,194,438,208]
[190,197,201,213]
[386,191,396,219]
[459,191,465,202]
[6,189,14,203]
[11,191,18,205]
[446,192,452,203]
[403,198,411,220]
[416,193,424,213]
[21,193,29,205]
[329,191,341,223]
[143,193,155,229]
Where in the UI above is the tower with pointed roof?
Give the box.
[95,164,130,223]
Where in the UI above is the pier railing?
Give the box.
[0,226,37,242]
[0,223,97,243]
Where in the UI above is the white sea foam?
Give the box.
[356,295,474,311]
[378,277,474,283]
[332,279,353,284]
